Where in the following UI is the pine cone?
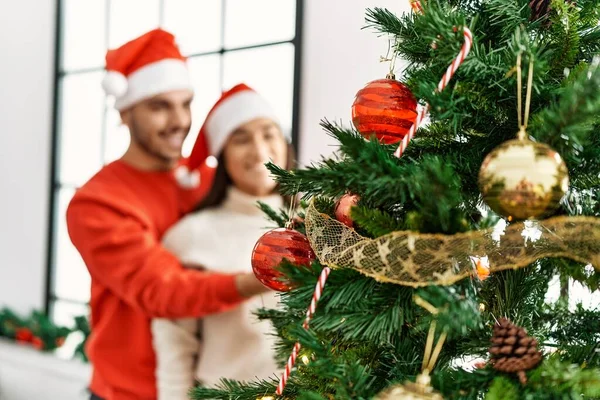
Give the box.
[529,0,551,21]
[489,318,543,385]
[529,0,576,23]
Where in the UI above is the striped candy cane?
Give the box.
[394,26,473,158]
[276,266,332,395]
[410,0,424,13]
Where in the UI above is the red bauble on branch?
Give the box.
[15,328,33,343]
[251,227,316,291]
[31,336,44,350]
[351,77,418,144]
[335,194,360,227]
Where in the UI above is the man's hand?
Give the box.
[235,273,272,297]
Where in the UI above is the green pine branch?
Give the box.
[484,376,520,400]
[257,200,288,228]
[527,356,600,398]
[189,378,286,400]
[479,265,554,331]
[528,60,600,190]
[269,125,469,234]
[349,205,404,237]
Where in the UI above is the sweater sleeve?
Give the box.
[66,196,245,318]
[152,317,200,400]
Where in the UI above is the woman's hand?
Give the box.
[235,273,272,297]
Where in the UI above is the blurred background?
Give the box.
[0,1,597,399]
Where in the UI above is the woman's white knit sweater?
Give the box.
[151,187,283,400]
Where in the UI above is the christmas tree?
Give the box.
[191,0,600,398]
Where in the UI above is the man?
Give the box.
[66,29,271,400]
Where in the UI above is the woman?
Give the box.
[151,83,295,399]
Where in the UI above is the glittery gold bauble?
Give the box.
[478,139,569,221]
[374,373,443,400]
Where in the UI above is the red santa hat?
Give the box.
[186,83,289,174]
[101,28,193,111]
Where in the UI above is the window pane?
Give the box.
[58,72,104,186]
[61,0,107,71]
[224,0,296,49]
[50,300,89,333]
[163,0,222,55]
[183,55,222,157]
[109,0,160,49]
[222,44,295,134]
[53,188,91,304]
[104,108,130,164]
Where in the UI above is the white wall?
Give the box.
[298,0,411,165]
[0,0,56,315]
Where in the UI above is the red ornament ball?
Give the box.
[351,78,418,144]
[335,194,360,227]
[31,336,44,350]
[251,228,316,291]
[15,328,33,343]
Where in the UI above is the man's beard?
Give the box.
[129,116,188,164]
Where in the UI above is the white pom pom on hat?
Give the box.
[101,71,128,97]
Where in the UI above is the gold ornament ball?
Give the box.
[478,139,569,221]
[374,374,443,400]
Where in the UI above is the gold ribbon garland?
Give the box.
[304,201,600,287]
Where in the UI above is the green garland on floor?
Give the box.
[0,307,72,352]
[73,314,91,362]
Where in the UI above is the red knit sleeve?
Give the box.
[66,196,244,318]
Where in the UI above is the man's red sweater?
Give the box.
[66,160,245,399]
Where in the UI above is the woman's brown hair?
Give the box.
[194,142,297,212]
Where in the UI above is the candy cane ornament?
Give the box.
[275,266,331,395]
[394,26,473,158]
[410,0,424,13]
